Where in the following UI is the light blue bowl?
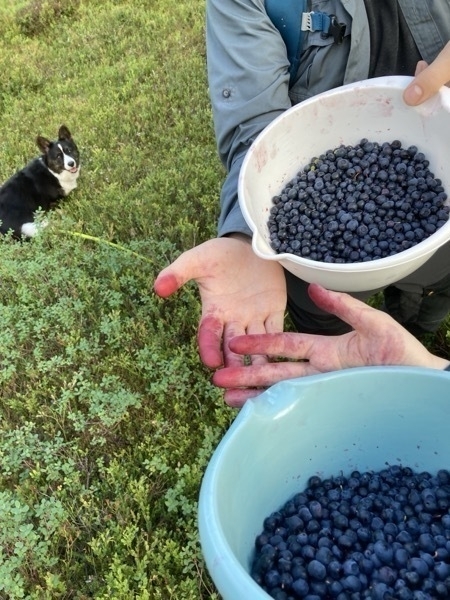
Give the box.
[198,366,450,599]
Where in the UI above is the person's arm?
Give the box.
[206,0,292,236]
[403,41,450,105]
[213,284,450,407]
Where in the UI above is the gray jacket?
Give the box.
[207,0,450,242]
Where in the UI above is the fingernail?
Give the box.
[404,84,423,105]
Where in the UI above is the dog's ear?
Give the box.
[58,125,72,140]
[36,136,51,154]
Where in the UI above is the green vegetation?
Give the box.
[0,1,448,598]
[0,0,230,597]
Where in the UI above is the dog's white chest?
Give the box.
[54,167,80,195]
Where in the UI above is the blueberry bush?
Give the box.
[0,228,233,598]
[0,0,232,597]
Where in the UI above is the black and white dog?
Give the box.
[0,125,80,238]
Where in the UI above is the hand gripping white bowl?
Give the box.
[238,76,450,292]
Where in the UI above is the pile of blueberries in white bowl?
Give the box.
[238,76,450,292]
[198,367,450,600]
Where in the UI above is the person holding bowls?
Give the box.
[154,2,450,406]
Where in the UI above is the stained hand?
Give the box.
[213,284,448,407]
[154,237,286,394]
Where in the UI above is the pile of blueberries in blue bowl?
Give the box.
[198,367,450,599]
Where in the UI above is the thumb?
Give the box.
[403,42,450,106]
[307,283,379,332]
[153,267,182,298]
[153,248,199,298]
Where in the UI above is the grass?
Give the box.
[0,1,231,598]
[0,1,449,598]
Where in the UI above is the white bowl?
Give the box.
[238,76,450,292]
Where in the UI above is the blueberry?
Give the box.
[277,557,292,574]
[333,513,349,529]
[264,513,282,532]
[409,556,429,578]
[434,561,450,581]
[299,507,313,522]
[309,500,323,519]
[270,534,284,546]
[264,568,281,588]
[279,571,293,588]
[296,532,308,545]
[286,515,304,534]
[418,533,436,553]
[371,517,384,531]
[374,540,394,564]
[371,582,390,600]
[268,139,449,264]
[315,546,333,566]
[441,514,450,529]
[253,464,450,598]
[393,547,410,569]
[377,565,397,585]
[308,476,323,489]
[307,559,327,581]
[291,577,309,596]
[341,574,362,593]
[302,545,315,561]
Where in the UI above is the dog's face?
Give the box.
[37,125,80,175]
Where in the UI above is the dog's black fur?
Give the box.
[0,125,80,238]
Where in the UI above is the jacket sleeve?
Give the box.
[206,0,293,237]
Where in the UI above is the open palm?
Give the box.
[213,284,447,406]
[154,236,287,370]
